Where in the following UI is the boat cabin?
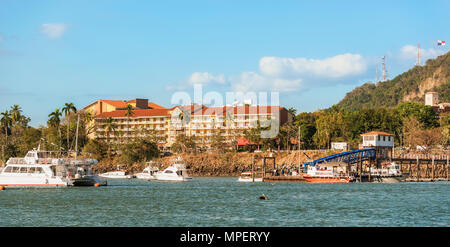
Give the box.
[307,162,349,177]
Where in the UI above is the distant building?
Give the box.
[360,131,394,148]
[424,92,450,114]
[331,142,348,150]
[425,92,439,106]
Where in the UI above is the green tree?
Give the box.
[48,108,63,151]
[82,138,108,160]
[396,102,439,129]
[210,132,225,152]
[10,105,22,127]
[119,139,159,166]
[62,102,77,151]
[171,133,197,153]
[1,110,11,144]
[124,104,134,142]
[103,117,117,158]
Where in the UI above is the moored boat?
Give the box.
[302,162,354,183]
[361,162,408,183]
[237,171,263,182]
[155,157,192,182]
[135,162,159,180]
[99,170,134,179]
[0,147,105,187]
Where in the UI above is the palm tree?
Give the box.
[1,110,11,144]
[62,103,77,151]
[104,117,117,160]
[48,108,63,152]
[10,105,22,126]
[124,104,134,142]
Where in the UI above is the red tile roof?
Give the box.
[101,100,129,108]
[176,105,284,116]
[148,102,166,109]
[126,99,166,109]
[361,131,394,136]
[237,138,259,146]
[95,108,170,118]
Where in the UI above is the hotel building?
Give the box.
[82,98,294,149]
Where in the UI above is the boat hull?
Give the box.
[99,175,133,179]
[303,177,351,183]
[155,175,192,181]
[361,174,409,183]
[238,177,263,182]
[135,174,157,180]
[0,175,68,187]
[72,175,107,186]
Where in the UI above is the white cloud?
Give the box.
[399,45,446,61]
[171,53,368,94]
[40,24,68,39]
[188,72,226,85]
[230,53,367,93]
[230,72,303,93]
[259,53,367,78]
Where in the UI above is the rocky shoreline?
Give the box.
[104,151,338,176]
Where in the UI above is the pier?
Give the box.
[393,153,449,182]
[256,149,449,183]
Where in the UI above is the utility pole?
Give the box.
[382,56,388,81]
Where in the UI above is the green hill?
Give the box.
[336,51,450,111]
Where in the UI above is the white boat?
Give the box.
[363,162,408,183]
[99,170,133,179]
[237,171,263,182]
[135,164,159,180]
[155,157,192,182]
[0,162,68,187]
[0,148,105,187]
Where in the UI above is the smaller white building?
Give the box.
[425,92,439,106]
[361,131,394,148]
[331,142,348,150]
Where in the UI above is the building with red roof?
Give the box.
[83,100,294,149]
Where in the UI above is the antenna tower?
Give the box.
[382,56,388,81]
[376,62,379,83]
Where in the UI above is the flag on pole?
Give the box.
[437,40,446,46]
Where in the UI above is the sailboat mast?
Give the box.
[298,126,301,172]
[74,114,80,160]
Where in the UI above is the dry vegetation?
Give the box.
[93,151,339,176]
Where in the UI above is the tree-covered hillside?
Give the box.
[336,51,450,111]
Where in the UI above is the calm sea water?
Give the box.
[0,177,448,227]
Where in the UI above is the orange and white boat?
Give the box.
[302,163,353,183]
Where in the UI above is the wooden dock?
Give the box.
[393,154,449,182]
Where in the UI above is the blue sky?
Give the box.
[0,0,448,127]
